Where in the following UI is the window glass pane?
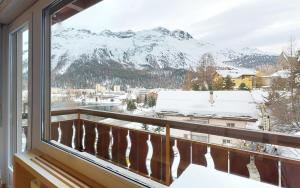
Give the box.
[21,29,29,152]
[44,0,300,186]
[9,26,30,167]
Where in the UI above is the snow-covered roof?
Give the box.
[216,68,255,79]
[277,132,300,160]
[270,70,290,78]
[251,90,268,104]
[155,91,259,120]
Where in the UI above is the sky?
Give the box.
[54,0,300,54]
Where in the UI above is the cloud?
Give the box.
[56,0,300,53]
[190,0,300,52]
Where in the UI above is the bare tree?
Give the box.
[195,53,216,90]
[182,67,195,90]
[288,36,296,57]
[267,41,300,132]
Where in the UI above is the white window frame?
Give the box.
[0,23,5,185]
[1,12,33,187]
[12,1,148,187]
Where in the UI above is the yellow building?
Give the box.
[214,69,256,89]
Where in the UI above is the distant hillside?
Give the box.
[51,27,278,88]
[224,54,278,68]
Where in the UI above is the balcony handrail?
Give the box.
[51,108,300,149]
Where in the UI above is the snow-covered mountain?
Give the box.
[51,27,277,74]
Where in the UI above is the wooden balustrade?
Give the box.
[49,109,300,187]
[22,126,29,152]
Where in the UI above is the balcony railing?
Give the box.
[50,108,300,187]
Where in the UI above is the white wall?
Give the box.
[164,115,249,145]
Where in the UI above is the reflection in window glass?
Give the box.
[9,26,29,161]
[21,29,29,152]
[46,0,300,186]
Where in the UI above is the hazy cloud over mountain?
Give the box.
[54,0,300,54]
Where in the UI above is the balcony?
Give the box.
[47,108,300,187]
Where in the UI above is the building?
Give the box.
[95,84,107,93]
[214,68,256,89]
[259,70,290,87]
[113,85,121,92]
[127,87,150,103]
[277,52,299,69]
[258,51,299,88]
[155,90,259,145]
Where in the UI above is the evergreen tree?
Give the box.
[212,77,224,90]
[127,100,137,111]
[239,83,249,90]
[147,95,157,107]
[224,76,235,90]
[192,83,200,91]
[144,95,148,107]
[200,85,207,91]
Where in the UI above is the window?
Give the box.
[226,123,235,128]
[191,134,208,142]
[9,25,30,161]
[40,0,300,187]
[223,139,231,144]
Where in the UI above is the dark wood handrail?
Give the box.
[51,108,300,149]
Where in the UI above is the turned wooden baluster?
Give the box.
[281,159,300,188]
[176,140,208,178]
[111,126,128,167]
[96,123,110,160]
[59,120,74,148]
[162,123,174,185]
[82,121,96,155]
[229,150,250,178]
[50,122,59,142]
[210,146,228,172]
[177,139,191,177]
[165,123,171,185]
[191,142,207,167]
[76,112,82,150]
[150,133,163,181]
[129,130,149,175]
[255,155,279,186]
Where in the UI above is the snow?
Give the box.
[216,68,256,78]
[246,121,261,130]
[270,70,290,78]
[51,27,267,73]
[277,132,300,159]
[251,90,268,104]
[170,164,278,188]
[155,90,259,119]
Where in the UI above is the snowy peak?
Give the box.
[171,29,193,40]
[51,27,277,74]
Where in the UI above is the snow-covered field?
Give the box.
[155,90,259,118]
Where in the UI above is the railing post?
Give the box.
[278,160,282,187]
[165,123,171,185]
[77,111,81,151]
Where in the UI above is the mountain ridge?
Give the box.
[51,27,278,88]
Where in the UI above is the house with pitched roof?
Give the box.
[155,90,260,145]
[214,68,256,89]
